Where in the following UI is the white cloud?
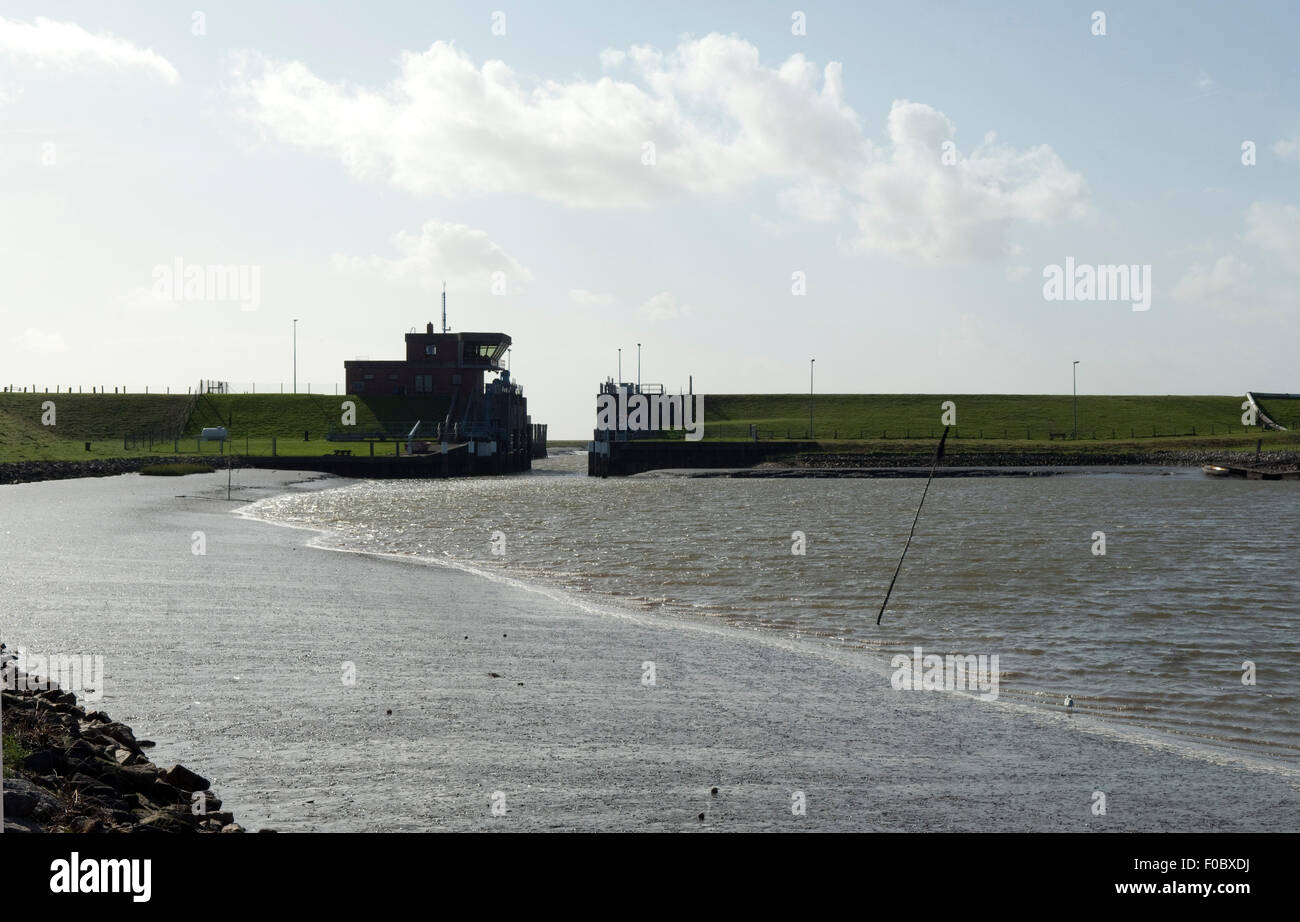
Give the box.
[0,16,179,84]
[640,291,692,320]
[20,328,68,353]
[232,35,1086,263]
[1270,137,1300,164]
[850,101,1088,262]
[568,289,615,305]
[332,220,532,291]
[1244,201,1300,259]
[1194,71,1215,91]
[1171,254,1254,302]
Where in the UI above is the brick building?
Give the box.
[344,323,511,403]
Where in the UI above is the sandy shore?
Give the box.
[2,469,1297,831]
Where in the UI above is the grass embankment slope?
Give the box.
[0,394,193,461]
[1255,395,1300,430]
[0,393,450,461]
[701,394,1300,456]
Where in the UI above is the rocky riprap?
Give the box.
[0,457,218,486]
[2,645,251,833]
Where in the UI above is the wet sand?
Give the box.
[2,469,1296,831]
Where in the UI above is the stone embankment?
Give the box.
[0,457,216,486]
[2,644,254,833]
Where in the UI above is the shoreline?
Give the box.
[2,470,1298,830]
[6,446,1300,486]
[2,647,255,833]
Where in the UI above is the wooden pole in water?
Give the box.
[877,426,949,626]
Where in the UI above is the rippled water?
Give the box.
[244,452,1300,769]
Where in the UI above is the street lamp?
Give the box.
[810,358,815,438]
[1072,360,1080,439]
[293,319,299,395]
[618,348,622,385]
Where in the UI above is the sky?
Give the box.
[1,1,1297,438]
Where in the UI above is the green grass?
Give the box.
[182,393,449,437]
[0,393,195,460]
[3,732,31,772]
[703,394,1258,441]
[0,392,452,461]
[1254,395,1300,430]
[139,462,216,476]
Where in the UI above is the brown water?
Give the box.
[245,452,1300,770]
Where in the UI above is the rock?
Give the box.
[112,747,136,765]
[97,721,141,752]
[219,823,245,833]
[70,816,104,834]
[118,763,161,793]
[3,777,59,819]
[21,748,56,775]
[64,738,99,767]
[193,791,222,812]
[146,779,186,805]
[85,792,133,814]
[66,774,117,801]
[137,739,156,748]
[2,692,35,711]
[161,764,210,792]
[206,811,234,826]
[3,817,43,833]
[136,812,196,834]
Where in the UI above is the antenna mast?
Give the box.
[441,283,447,333]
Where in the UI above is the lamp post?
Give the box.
[293,319,299,395]
[810,358,815,438]
[637,343,641,393]
[618,348,622,385]
[1072,360,1080,439]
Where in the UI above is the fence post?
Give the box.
[272,436,277,457]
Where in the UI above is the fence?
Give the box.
[3,383,343,395]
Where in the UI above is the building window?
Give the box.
[363,374,374,380]
[415,375,433,393]
[452,374,461,386]
[425,345,436,355]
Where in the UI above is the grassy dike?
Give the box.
[692,393,1300,460]
[0,392,450,462]
[2,392,1297,471]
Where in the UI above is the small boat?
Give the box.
[1202,463,1300,480]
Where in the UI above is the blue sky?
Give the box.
[2,1,1297,436]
